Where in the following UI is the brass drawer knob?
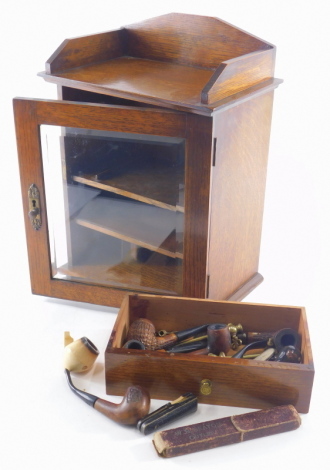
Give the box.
[200,379,212,395]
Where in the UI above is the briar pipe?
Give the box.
[273,345,302,363]
[125,318,209,350]
[237,328,300,349]
[232,328,301,359]
[65,369,150,425]
[167,324,231,355]
[237,331,275,344]
[182,324,232,356]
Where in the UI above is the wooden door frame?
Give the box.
[13,98,212,307]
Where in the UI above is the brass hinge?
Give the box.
[206,275,210,298]
[212,137,217,166]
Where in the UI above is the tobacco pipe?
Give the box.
[237,328,300,350]
[170,324,232,356]
[233,328,301,361]
[231,340,269,358]
[272,328,300,350]
[63,334,99,373]
[125,318,209,350]
[123,339,146,350]
[237,331,275,344]
[272,345,302,363]
[65,369,150,425]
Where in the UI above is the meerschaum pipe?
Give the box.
[65,369,150,425]
[126,319,209,350]
[63,335,99,373]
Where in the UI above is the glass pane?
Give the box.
[40,125,185,295]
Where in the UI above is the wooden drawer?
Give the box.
[105,294,314,413]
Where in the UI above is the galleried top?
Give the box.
[39,13,279,114]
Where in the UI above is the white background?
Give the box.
[1,1,329,469]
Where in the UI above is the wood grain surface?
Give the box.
[105,294,314,413]
[73,160,184,212]
[207,91,274,300]
[75,197,183,258]
[41,13,277,114]
[13,98,188,306]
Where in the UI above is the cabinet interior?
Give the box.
[41,124,185,295]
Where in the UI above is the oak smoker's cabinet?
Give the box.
[14,13,282,308]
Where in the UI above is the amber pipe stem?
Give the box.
[230,348,265,357]
[177,335,207,345]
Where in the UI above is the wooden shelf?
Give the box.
[42,57,214,110]
[57,257,183,295]
[40,13,276,114]
[75,197,183,258]
[73,162,184,213]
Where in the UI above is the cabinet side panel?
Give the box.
[208,91,274,299]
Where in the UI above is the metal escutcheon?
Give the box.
[200,379,212,395]
[28,184,41,230]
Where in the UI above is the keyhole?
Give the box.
[29,199,39,218]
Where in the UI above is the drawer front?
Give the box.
[105,349,313,413]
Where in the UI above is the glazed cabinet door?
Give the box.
[13,98,212,307]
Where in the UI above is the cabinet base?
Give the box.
[226,272,263,302]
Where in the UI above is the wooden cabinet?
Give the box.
[14,13,282,307]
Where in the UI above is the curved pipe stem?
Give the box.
[65,369,97,406]
[232,340,268,358]
[65,369,150,425]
